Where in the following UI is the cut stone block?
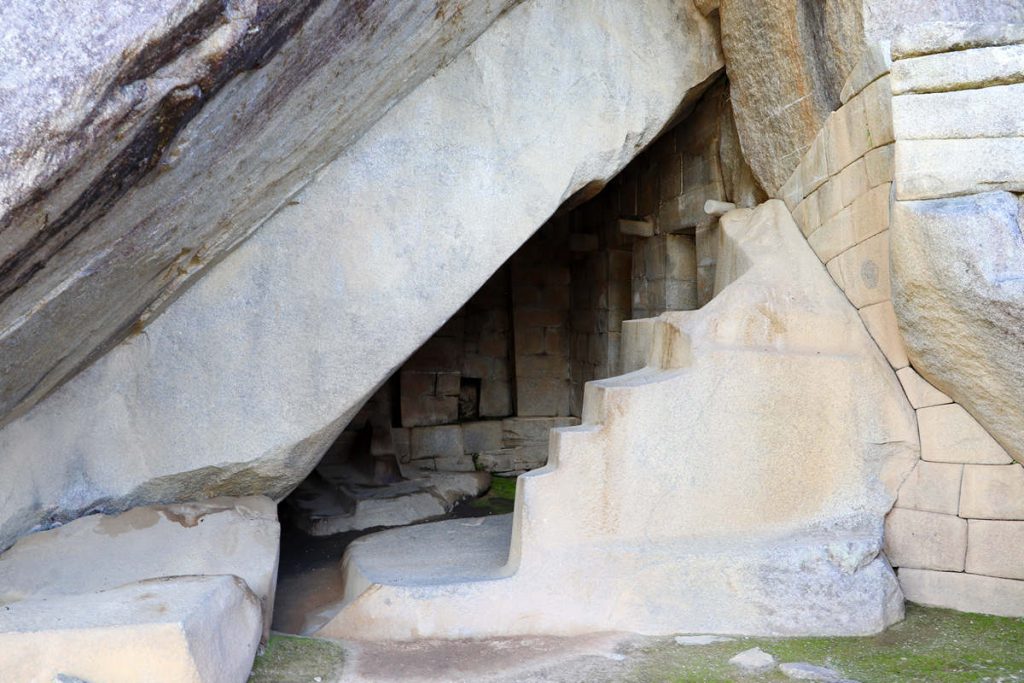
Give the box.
[826,96,872,176]
[862,76,894,149]
[892,22,1024,60]
[960,465,1024,519]
[884,508,966,571]
[892,44,1024,95]
[865,145,894,187]
[896,367,951,408]
[919,404,1014,465]
[859,300,909,369]
[809,183,889,263]
[894,138,1024,201]
[618,218,655,236]
[826,231,892,308]
[0,576,261,683]
[899,567,1024,618]
[837,158,869,210]
[816,177,845,224]
[463,421,504,454]
[409,425,464,461]
[793,193,821,238]
[894,461,962,515]
[893,83,1024,140]
[966,520,1024,580]
[0,497,279,638]
[841,40,892,104]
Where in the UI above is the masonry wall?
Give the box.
[778,38,1024,618]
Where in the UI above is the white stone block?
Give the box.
[899,567,1024,618]
[960,464,1024,519]
[894,138,1024,201]
[862,76,894,149]
[966,520,1024,580]
[896,367,951,408]
[826,231,891,308]
[837,158,869,209]
[919,404,1014,465]
[892,44,1024,95]
[858,300,909,369]
[0,497,279,638]
[0,576,261,683]
[884,507,966,571]
[826,97,872,176]
[895,460,962,515]
[893,83,1024,140]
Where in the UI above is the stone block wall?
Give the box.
[778,34,1024,617]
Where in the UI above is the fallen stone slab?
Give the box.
[0,575,261,683]
[0,496,279,637]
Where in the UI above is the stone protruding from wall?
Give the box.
[314,200,918,640]
[0,0,725,552]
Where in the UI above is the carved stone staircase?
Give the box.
[312,200,919,640]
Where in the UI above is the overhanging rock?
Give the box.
[0,0,724,550]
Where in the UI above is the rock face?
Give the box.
[315,201,918,640]
[0,0,520,427]
[719,0,865,194]
[889,24,1024,464]
[0,0,724,551]
[0,497,280,637]
[0,575,262,683]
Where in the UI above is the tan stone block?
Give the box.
[960,464,1024,519]
[898,568,1024,618]
[810,183,889,263]
[966,520,1024,580]
[896,367,951,409]
[826,97,871,176]
[809,206,854,263]
[919,404,1014,465]
[793,194,821,238]
[798,128,830,198]
[840,40,891,104]
[619,218,655,237]
[895,460,962,515]
[859,300,909,369]
[826,231,891,308]
[837,158,869,209]
[865,144,894,187]
[816,177,844,223]
[780,168,803,212]
[884,508,966,571]
[862,76,894,149]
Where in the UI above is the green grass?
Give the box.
[466,474,517,515]
[249,634,345,683]
[627,604,1024,683]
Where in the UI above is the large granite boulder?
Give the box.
[0,0,724,551]
[0,0,519,427]
[719,0,865,195]
[891,193,1024,464]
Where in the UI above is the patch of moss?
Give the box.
[627,604,1024,683]
[466,475,517,516]
[249,633,345,683]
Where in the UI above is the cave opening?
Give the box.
[273,74,764,635]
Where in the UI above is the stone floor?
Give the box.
[250,605,1024,682]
